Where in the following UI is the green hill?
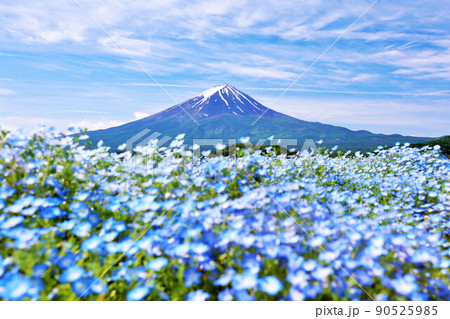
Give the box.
[412,136,450,156]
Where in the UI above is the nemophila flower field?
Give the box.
[0,128,449,301]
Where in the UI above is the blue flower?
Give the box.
[4,195,35,213]
[303,259,318,272]
[375,293,389,301]
[56,253,76,269]
[162,200,176,210]
[32,264,49,277]
[308,235,326,248]
[57,219,77,231]
[289,286,306,301]
[0,216,24,229]
[72,221,92,237]
[126,286,150,301]
[233,289,255,301]
[331,276,347,298]
[186,225,202,238]
[328,203,345,213]
[183,267,202,287]
[185,289,209,301]
[311,266,333,282]
[0,257,12,277]
[38,207,66,219]
[0,185,14,200]
[218,288,233,301]
[87,213,101,226]
[258,276,283,296]
[218,229,239,246]
[21,206,39,216]
[173,242,190,257]
[0,274,33,300]
[81,235,103,251]
[23,176,38,185]
[69,202,91,219]
[303,283,322,299]
[287,270,309,288]
[364,236,387,258]
[213,268,235,286]
[392,274,418,297]
[71,278,91,298]
[190,242,209,255]
[241,253,261,273]
[349,287,362,301]
[410,292,429,301]
[352,269,373,286]
[411,248,436,263]
[33,197,63,208]
[58,266,85,283]
[146,257,169,271]
[102,230,119,243]
[232,270,258,290]
[113,220,126,232]
[90,279,107,294]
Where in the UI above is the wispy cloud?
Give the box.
[244,87,450,97]
[127,83,203,88]
[0,88,15,95]
[204,61,298,80]
[133,112,149,120]
[69,119,127,131]
[0,0,449,136]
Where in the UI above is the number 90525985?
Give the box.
[375,306,437,316]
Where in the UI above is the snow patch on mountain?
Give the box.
[181,84,267,118]
[199,85,226,101]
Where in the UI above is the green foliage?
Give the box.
[412,136,450,157]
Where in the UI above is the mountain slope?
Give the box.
[85,85,433,151]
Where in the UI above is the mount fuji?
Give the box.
[85,85,431,151]
[155,85,267,119]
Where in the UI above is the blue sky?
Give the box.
[0,0,449,137]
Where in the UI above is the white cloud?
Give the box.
[133,112,149,120]
[98,33,153,57]
[69,119,126,131]
[350,73,379,82]
[127,83,202,88]
[204,61,297,80]
[0,1,88,44]
[244,87,450,96]
[0,88,15,95]
[0,116,50,133]
[367,49,450,80]
[0,116,126,134]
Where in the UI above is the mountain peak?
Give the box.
[197,85,229,100]
[196,84,241,99]
[178,84,267,118]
